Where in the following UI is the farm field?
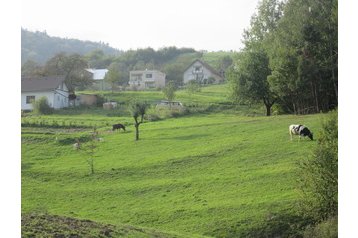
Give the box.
[21,103,326,237]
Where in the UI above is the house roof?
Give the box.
[86,68,108,80]
[21,76,66,92]
[184,59,223,78]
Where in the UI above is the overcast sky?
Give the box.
[21,0,260,52]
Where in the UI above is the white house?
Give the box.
[21,76,70,110]
[86,68,109,90]
[129,70,166,90]
[183,59,224,84]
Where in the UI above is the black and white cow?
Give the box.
[289,124,313,141]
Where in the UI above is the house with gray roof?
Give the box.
[183,59,224,84]
[21,76,70,110]
[86,68,109,90]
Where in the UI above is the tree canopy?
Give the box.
[229,0,338,115]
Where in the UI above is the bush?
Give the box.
[303,216,338,238]
[32,97,53,115]
[298,110,338,221]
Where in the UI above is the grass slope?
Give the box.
[22,110,325,237]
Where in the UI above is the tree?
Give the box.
[229,0,282,116]
[162,81,176,102]
[228,49,276,116]
[43,53,92,92]
[266,0,338,114]
[129,101,149,141]
[21,60,44,77]
[186,80,201,98]
[104,62,122,93]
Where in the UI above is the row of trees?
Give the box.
[228,0,338,115]
[21,28,121,64]
[23,47,234,91]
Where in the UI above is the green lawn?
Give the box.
[22,109,325,237]
[81,83,231,105]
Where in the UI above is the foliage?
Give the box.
[228,49,276,116]
[303,216,338,238]
[129,101,149,141]
[185,80,201,98]
[43,53,92,91]
[229,0,282,116]
[229,0,338,115]
[21,28,121,64]
[21,60,44,77]
[298,110,338,221]
[162,81,176,102]
[32,96,53,115]
[266,0,338,114]
[104,62,124,92]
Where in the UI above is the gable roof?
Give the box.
[184,59,223,78]
[86,69,108,80]
[21,76,67,92]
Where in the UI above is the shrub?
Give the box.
[32,97,53,115]
[303,216,338,238]
[298,110,338,221]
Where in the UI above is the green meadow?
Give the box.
[21,85,327,237]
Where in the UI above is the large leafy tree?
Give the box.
[104,62,128,92]
[228,49,276,116]
[266,0,338,113]
[229,0,283,116]
[43,53,92,92]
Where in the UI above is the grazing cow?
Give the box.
[112,123,126,132]
[289,124,313,141]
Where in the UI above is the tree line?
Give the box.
[22,47,234,91]
[21,28,122,64]
[228,0,338,115]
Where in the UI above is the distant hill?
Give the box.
[21,28,122,65]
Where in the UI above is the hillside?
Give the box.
[21,28,122,64]
[21,85,327,237]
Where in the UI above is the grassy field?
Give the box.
[81,84,232,106]
[22,104,326,237]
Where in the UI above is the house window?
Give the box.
[146,74,152,78]
[195,66,202,71]
[26,96,35,104]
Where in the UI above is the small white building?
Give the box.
[129,70,166,90]
[183,59,224,84]
[86,68,109,90]
[21,76,70,110]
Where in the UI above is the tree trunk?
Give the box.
[265,104,271,116]
[135,124,139,141]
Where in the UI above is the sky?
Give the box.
[21,0,261,51]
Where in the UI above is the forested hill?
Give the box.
[21,28,122,64]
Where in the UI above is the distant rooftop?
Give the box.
[86,68,108,80]
[21,76,66,92]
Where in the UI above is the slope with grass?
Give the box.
[22,109,324,237]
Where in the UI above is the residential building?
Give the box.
[86,68,109,90]
[129,70,166,90]
[183,59,224,84]
[21,76,69,110]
